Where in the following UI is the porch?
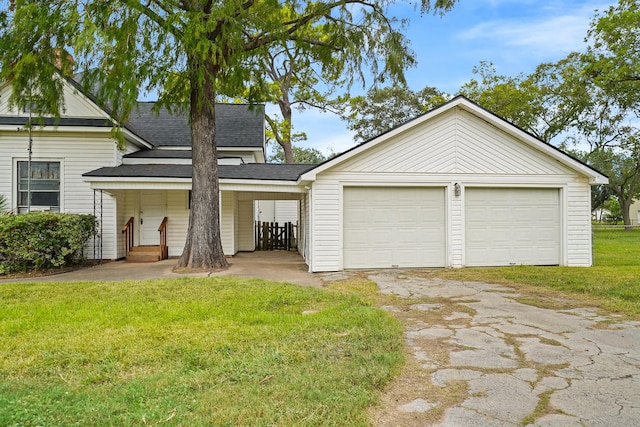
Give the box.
[109,188,307,262]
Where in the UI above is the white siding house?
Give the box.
[1,77,607,272]
[299,97,607,271]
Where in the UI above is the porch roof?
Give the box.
[83,163,316,181]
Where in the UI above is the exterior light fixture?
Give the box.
[454,183,461,197]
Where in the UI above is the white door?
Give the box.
[343,187,446,269]
[139,191,166,246]
[465,188,560,266]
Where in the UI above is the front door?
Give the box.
[139,191,166,246]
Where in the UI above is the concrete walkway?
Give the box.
[362,271,640,427]
[0,251,322,287]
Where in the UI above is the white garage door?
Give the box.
[465,188,560,266]
[343,187,445,269]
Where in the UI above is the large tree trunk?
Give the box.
[278,78,294,164]
[174,58,228,272]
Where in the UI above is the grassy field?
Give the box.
[0,278,403,426]
[432,228,640,317]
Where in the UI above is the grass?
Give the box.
[0,277,403,426]
[431,228,640,317]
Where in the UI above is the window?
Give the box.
[22,97,48,115]
[17,161,60,213]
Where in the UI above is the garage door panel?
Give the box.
[466,188,560,266]
[344,187,445,269]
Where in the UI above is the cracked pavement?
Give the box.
[364,271,640,426]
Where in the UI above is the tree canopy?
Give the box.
[584,0,640,114]
[343,84,446,142]
[268,144,333,164]
[0,0,458,270]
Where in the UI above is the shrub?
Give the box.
[0,212,96,274]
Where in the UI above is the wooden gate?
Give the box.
[255,221,297,251]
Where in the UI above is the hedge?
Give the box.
[0,212,96,274]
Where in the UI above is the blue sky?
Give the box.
[289,0,616,157]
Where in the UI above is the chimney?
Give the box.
[53,49,75,77]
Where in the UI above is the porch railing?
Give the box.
[122,217,134,257]
[158,217,168,260]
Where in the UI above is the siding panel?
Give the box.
[0,131,120,259]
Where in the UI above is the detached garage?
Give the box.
[299,96,608,272]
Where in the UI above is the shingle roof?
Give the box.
[124,149,192,159]
[127,103,265,148]
[0,116,113,127]
[83,163,316,181]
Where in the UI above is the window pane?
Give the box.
[31,180,59,191]
[30,192,59,207]
[18,161,60,180]
[17,161,60,210]
[19,192,29,206]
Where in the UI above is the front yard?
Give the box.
[0,278,402,426]
[1,228,638,426]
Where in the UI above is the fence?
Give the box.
[255,221,297,251]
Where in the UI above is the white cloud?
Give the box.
[456,2,613,58]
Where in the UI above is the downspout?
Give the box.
[26,105,32,213]
[306,185,313,272]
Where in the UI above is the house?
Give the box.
[628,200,640,226]
[0,75,608,270]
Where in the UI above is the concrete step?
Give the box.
[126,246,162,262]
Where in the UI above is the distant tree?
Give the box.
[591,184,615,220]
[243,40,347,163]
[583,0,640,114]
[460,62,547,138]
[240,1,460,163]
[603,197,623,223]
[460,58,592,142]
[587,144,640,229]
[269,145,331,164]
[344,84,446,142]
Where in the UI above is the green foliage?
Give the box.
[0,277,403,425]
[344,84,447,142]
[459,58,592,142]
[0,212,96,274]
[584,0,640,114]
[0,194,7,214]
[604,197,623,222]
[268,144,333,164]
[587,146,640,226]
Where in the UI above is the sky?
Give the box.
[288,0,617,158]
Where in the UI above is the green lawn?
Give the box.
[0,278,403,426]
[433,228,640,317]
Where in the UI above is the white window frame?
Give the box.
[14,158,64,213]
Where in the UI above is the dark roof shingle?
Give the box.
[83,163,316,181]
[127,103,265,148]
